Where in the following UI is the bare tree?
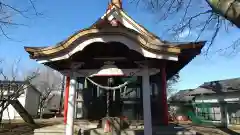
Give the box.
[167,73,180,97]
[38,87,53,119]
[30,66,63,119]
[0,0,41,39]
[0,59,39,124]
[131,0,240,54]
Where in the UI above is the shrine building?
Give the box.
[24,0,205,135]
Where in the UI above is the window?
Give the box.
[196,106,221,121]
[76,82,83,90]
[230,112,240,125]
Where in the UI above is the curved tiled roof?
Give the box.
[200,77,240,93]
[24,4,205,60]
[169,78,240,103]
[25,26,186,59]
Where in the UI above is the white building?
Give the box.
[0,81,41,120]
[169,78,240,127]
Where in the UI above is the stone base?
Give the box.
[102,117,121,135]
[101,117,130,129]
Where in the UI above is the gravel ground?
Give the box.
[0,118,63,135]
[178,123,240,135]
[1,119,240,135]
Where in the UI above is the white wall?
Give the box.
[14,93,27,119]
[2,85,40,120]
[2,105,15,120]
[43,91,61,114]
[25,86,40,116]
[2,89,26,120]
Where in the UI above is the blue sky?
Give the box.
[0,0,240,90]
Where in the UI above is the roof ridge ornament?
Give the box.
[111,0,122,9]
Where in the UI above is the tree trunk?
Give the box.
[39,106,44,119]
[0,111,3,125]
[206,0,240,28]
[0,101,5,124]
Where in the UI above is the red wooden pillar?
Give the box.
[64,76,70,124]
[161,62,168,125]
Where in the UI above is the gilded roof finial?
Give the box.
[111,0,122,9]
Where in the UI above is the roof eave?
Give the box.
[25,41,205,60]
[24,27,191,60]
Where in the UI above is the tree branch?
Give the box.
[136,0,240,55]
[0,0,40,40]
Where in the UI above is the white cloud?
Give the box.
[178,29,191,38]
[177,29,192,38]
[176,28,200,40]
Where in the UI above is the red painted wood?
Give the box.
[94,74,125,77]
[161,63,169,125]
[64,76,70,124]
